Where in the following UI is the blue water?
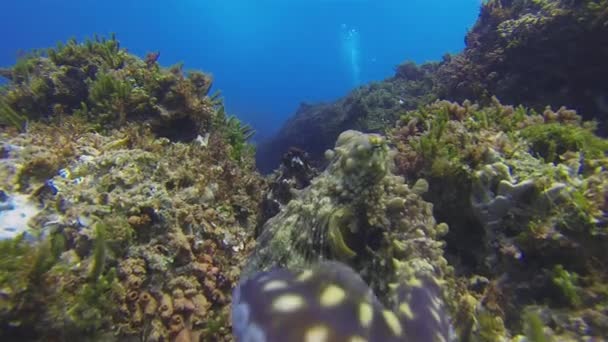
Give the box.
[0,0,479,140]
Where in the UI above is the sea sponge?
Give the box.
[191,293,210,318]
[172,289,195,313]
[159,292,173,320]
[126,290,139,302]
[146,319,166,342]
[138,291,158,316]
[132,303,143,326]
[169,314,185,334]
[126,275,143,290]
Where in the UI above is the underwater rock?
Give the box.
[391,99,608,339]
[259,0,608,173]
[0,70,261,340]
[258,146,320,232]
[0,191,39,240]
[256,62,438,172]
[0,35,220,142]
[435,0,608,133]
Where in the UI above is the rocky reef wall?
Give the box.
[257,0,608,172]
[0,36,262,341]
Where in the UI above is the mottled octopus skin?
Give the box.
[232,261,452,342]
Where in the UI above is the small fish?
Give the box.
[45,180,59,195]
[58,168,71,179]
[232,261,452,342]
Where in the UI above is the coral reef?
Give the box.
[258,0,608,170]
[0,34,218,143]
[1,1,607,339]
[0,36,262,341]
[390,99,608,340]
[434,0,608,133]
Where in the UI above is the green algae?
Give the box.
[0,227,122,338]
[88,221,107,281]
[88,73,133,124]
[552,264,582,307]
[0,231,67,336]
[0,35,262,340]
[476,312,507,342]
[523,310,553,342]
[521,123,608,165]
[0,234,34,307]
[219,112,256,163]
[391,99,608,339]
[0,34,255,150]
[64,268,121,336]
[47,34,124,70]
[0,100,27,132]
